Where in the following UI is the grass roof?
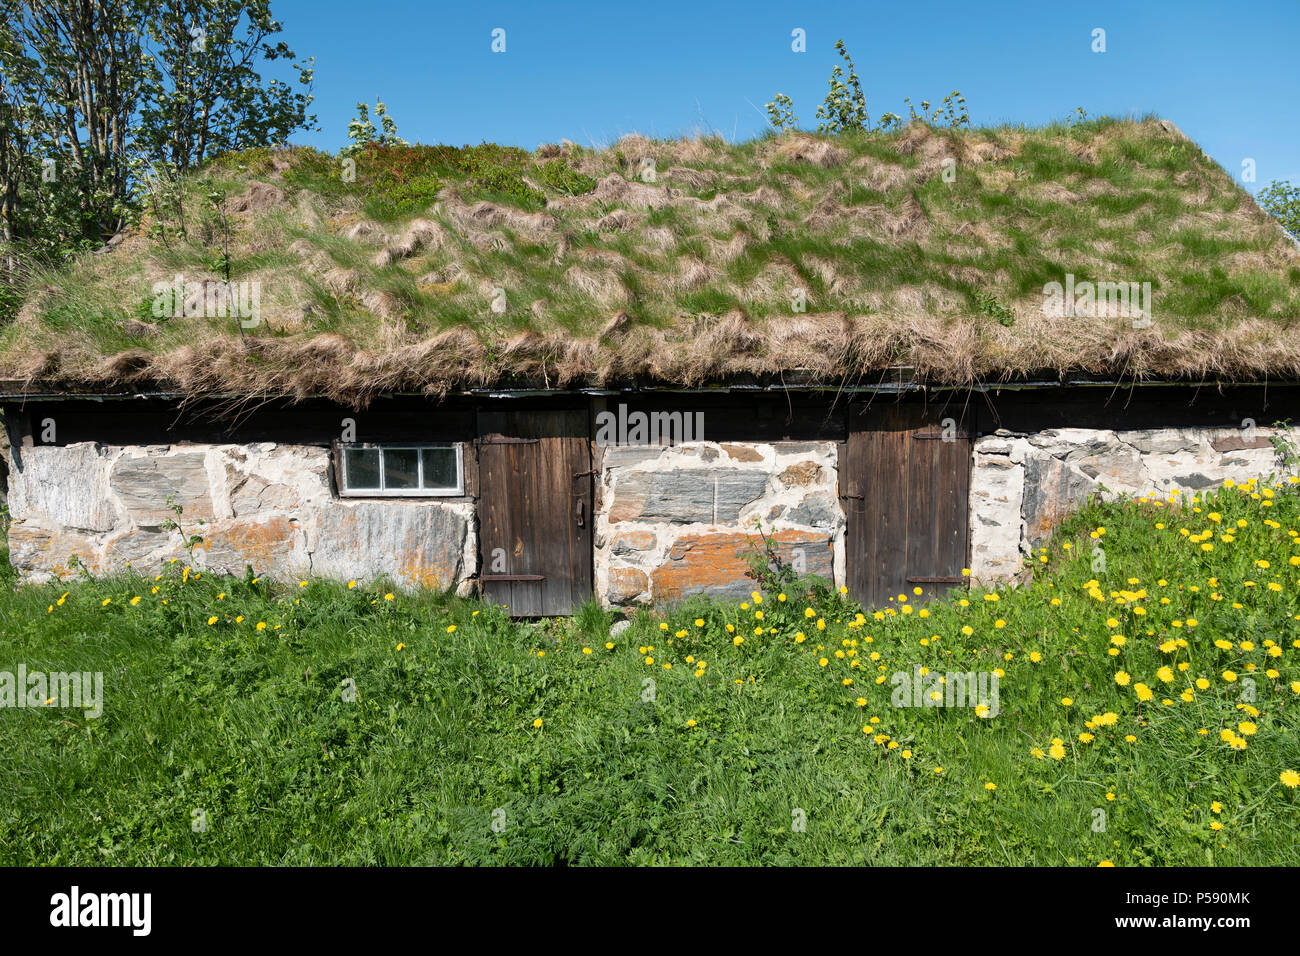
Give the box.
[3,116,1299,404]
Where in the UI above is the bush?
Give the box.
[536,159,596,197]
[280,142,555,218]
[448,144,545,209]
[281,145,444,222]
[1259,179,1300,239]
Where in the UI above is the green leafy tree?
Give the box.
[342,98,406,156]
[136,0,317,174]
[0,0,150,251]
[877,112,902,132]
[1259,180,1300,239]
[765,93,798,133]
[0,0,315,283]
[902,91,970,128]
[815,40,868,134]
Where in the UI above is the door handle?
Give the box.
[575,498,585,528]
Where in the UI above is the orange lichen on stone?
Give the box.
[7,525,102,578]
[650,530,832,602]
[606,566,649,604]
[397,554,456,591]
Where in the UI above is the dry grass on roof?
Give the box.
[2,116,1299,403]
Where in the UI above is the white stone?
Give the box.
[8,443,120,532]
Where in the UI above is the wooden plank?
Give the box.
[605,394,847,442]
[15,384,1300,446]
[844,410,868,603]
[528,412,557,617]
[7,397,477,446]
[977,385,1300,434]
[874,405,913,608]
[904,414,936,604]
[567,411,594,610]
[516,426,544,616]
[461,440,479,498]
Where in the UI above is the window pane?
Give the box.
[422,447,458,490]
[383,448,420,489]
[344,448,381,489]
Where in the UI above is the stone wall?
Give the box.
[8,422,1295,604]
[594,441,843,606]
[4,441,476,593]
[969,425,1296,585]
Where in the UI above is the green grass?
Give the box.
[2,479,1300,865]
[6,117,1300,400]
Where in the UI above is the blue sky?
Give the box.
[269,0,1299,194]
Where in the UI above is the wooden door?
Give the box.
[844,402,972,609]
[477,408,593,616]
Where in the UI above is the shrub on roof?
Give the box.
[537,159,596,197]
[279,142,550,216]
[280,145,445,221]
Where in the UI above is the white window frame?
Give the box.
[338,442,464,498]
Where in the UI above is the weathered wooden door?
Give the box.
[844,403,972,609]
[477,408,593,616]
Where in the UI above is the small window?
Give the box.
[339,443,463,497]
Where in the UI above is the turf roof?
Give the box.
[2,116,1298,404]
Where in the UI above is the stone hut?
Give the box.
[2,121,1298,614]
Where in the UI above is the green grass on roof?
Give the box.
[2,117,1298,402]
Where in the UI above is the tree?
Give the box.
[0,0,315,279]
[342,98,405,156]
[1259,180,1300,240]
[765,93,797,133]
[136,0,316,174]
[1,0,150,248]
[815,39,868,134]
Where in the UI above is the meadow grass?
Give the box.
[2,478,1299,865]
